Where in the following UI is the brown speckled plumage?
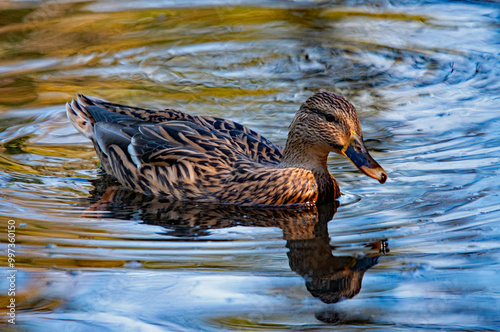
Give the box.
[66,92,387,206]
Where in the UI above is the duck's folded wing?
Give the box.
[94,121,235,198]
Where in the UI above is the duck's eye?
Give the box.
[325,114,336,122]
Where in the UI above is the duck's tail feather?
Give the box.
[66,94,139,140]
[66,97,96,139]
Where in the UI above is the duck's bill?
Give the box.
[342,136,388,184]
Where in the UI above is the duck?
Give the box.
[66,91,387,206]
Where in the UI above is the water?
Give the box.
[1,0,499,330]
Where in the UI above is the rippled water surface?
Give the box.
[1,0,499,330]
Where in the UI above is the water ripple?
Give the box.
[0,0,499,330]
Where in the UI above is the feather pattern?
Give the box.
[67,92,387,206]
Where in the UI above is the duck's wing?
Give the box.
[71,102,256,199]
[71,94,283,165]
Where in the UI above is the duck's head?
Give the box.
[283,91,387,184]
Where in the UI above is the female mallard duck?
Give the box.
[66,92,387,206]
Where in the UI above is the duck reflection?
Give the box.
[86,176,387,304]
[288,234,387,304]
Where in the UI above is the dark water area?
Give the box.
[0,0,499,330]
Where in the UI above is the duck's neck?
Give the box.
[279,121,340,202]
[280,127,330,173]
